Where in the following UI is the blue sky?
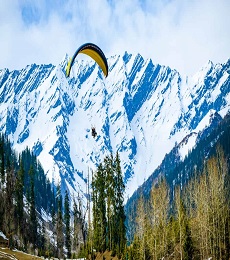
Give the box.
[0,0,230,75]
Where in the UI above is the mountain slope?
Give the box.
[125,111,230,242]
[0,54,229,199]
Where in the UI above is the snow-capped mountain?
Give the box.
[0,53,229,199]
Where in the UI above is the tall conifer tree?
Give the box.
[56,183,64,258]
[64,190,71,258]
[92,162,107,252]
[0,134,5,184]
[114,151,126,257]
[104,154,115,251]
[29,166,37,248]
[15,159,24,232]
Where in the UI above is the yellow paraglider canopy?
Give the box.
[66,43,108,78]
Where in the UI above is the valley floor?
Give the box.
[0,248,119,260]
[94,251,119,260]
[0,247,43,260]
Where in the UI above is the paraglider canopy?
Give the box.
[66,42,108,78]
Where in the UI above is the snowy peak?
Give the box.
[0,54,229,199]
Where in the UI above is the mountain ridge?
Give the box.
[0,53,229,199]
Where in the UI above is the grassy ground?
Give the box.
[0,247,43,260]
[0,248,120,260]
[94,250,119,260]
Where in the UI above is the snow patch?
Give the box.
[0,231,8,240]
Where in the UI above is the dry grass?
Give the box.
[0,248,120,260]
[0,247,43,260]
[94,250,119,260]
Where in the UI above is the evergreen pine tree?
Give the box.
[56,183,64,259]
[104,154,115,252]
[73,199,78,252]
[64,190,71,258]
[15,159,24,233]
[0,134,5,184]
[73,197,82,254]
[4,167,15,248]
[51,187,57,252]
[38,222,46,256]
[0,134,5,231]
[29,166,37,248]
[114,151,126,257]
[92,163,107,252]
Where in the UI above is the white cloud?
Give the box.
[0,0,229,75]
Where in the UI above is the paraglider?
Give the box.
[65,43,108,139]
[66,42,108,78]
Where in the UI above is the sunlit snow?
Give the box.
[0,54,229,203]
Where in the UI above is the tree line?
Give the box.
[0,134,54,253]
[0,133,87,258]
[126,111,230,246]
[128,147,230,259]
[0,133,127,259]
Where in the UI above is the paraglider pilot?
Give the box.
[91,127,97,138]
